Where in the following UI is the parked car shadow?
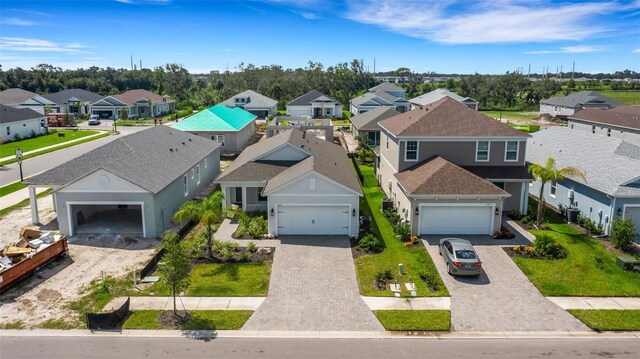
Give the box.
[451,270,491,285]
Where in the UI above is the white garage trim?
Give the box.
[418,202,496,235]
[65,201,146,237]
[275,203,351,236]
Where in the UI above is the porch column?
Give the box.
[29,186,39,224]
[241,186,247,212]
[221,186,229,208]
[521,182,528,215]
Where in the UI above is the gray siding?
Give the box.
[568,119,640,145]
[189,122,255,153]
[502,181,525,212]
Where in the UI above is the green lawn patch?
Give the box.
[342,110,352,119]
[508,123,540,133]
[568,310,640,331]
[354,165,448,297]
[0,181,27,197]
[0,131,110,165]
[114,120,154,126]
[595,90,640,106]
[122,310,253,330]
[331,119,351,126]
[374,310,450,331]
[0,130,100,158]
[480,110,537,121]
[145,262,271,297]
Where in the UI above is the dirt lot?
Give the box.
[0,195,57,249]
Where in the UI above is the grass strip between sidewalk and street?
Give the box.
[0,181,27,197]
[0,189,51,219]
[122,310,253,330]
[374,310,451,331]
[568,310,640,331]
[0,131,111,165]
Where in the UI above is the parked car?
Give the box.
[87,115,101,125]
[438,238,482,276]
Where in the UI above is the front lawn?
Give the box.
[122,310,253,330]
[146,262,271,297]
[374,310,450,331]
[0,129,100,158]
[354,165,448,297]
[568,310,640,331]
[331,119,351,126]
[480,110,537,121]
[509,204,640,296]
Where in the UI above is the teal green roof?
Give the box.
[172,104,256,132]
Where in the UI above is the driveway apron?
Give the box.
[424,243,589,332]
[243,236,383,331]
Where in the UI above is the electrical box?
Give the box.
[616,256,640,271]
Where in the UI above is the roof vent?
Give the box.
[182,141,186,145]
[169,148,174,152]
[188,138,192,142]
[301,145,304,148]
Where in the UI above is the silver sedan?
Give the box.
[438,238,482,276]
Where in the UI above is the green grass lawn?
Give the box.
[114,119,155,126]
[331,119,351,126]
[145,262,271,297]
[594,90,640,106]
[122,310,253,330]
[374,310,450,331]
[354,165,448,297]
[568,310,640,331]
[480,110,538,121]
[342,110,352,119]
[0,181,27,197]
[0,129,100,158]
[509,203,640,296]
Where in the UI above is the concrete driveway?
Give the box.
[243,236,383,331]
[424,241,589,332]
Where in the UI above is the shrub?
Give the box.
[30,129,37,138]
[383,208,402,227]
[533,235,568,259]
[510,209,523,220]
[492,225,513,239]
[611,217,637,251]
[220,248,235,262]
[239,250,251,262]
[418,272,440,292]
[13,133,21,141]
[576,213,604,235]
[394,223,411,242]
[247,216,268,239]
[374,270,394,291]
[359,233,384,253]
[247,241,257,253]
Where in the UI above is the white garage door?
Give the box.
[277,205,350,235]
[625,206,640,243]
[419,205,494,235]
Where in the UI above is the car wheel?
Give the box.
[438,247,442,256]
[447,262,452,275]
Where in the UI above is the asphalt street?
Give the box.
[1,336,638,359]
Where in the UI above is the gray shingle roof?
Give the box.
[26,126,220,194]
[409,89,477,107]
[369,82,405,93]
[287,90,342,106]
[540,91,625,109]
[351,106,400,131]
[0,104,44,124]
[43,89,103,105]
[221,90,277,109]
[527,127,640,197]
[0,88,38,105]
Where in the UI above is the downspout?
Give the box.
[607,195,616,236]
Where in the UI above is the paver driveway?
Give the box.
[424,242,589,332]
[243,236,383,331]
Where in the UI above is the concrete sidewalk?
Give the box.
[361,296,451,310]
[105,296,266,311]
[0,187,49,210]
[0,130,108,163]
[548,297,640,310]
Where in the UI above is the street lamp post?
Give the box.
[15,148,24,182]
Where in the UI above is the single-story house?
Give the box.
[568,106,640,145]
[350,106,399,146]
[266,116,333,141]
[350,82,409,115]
[0,104,47,142]
[286,90,343,118]
[216,128,362,237]
[0,88,59,114]
[25,126,221,238]
[409,89,478,110]
[172,104,256,153]
[91,89,175,119]
[43,89,103,117]
[527,127,640,240]
[221,90,278,118]
[539,91,624,117]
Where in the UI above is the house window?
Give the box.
[505,141,519,161]
[183,175,188,197]
[550,182,557,198]
[258,187,267,202]
[196,165,200,185]
[404,141,418,161]
[476,141,490,161]
[6,126,10,136]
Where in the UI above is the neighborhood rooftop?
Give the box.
[172,104,256,132]
[287,90,342,106]
[221,90,277,109]
[0,88,38,105]
[409,89,478,106]
[112,89,174,106]
[570,106,640,131]
[541,91,625,108]
[350,106,400,131]
[368,82,404,93]
[43,89,103,105]
[0,104,43,124]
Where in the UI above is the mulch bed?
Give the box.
[158,310,191,327]
[595,237,640,257]
[503,247,547,260]
[191,247,275,264]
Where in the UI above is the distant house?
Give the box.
[266,116,333,141]
[527,127,640,240]
[26,126,221,238]
[91,89,175,119]
[350,82,409,115]
[221,90,278,118]
[0,104,47,142]
[568,106,640,145]
[172,104,256,153]
[0,88,59,114]
[286,90,343,118]
[350,106,399,146]
[409,89,478,110]
[43,89,103,117]
[539,91,624,117]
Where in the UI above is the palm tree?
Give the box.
[173,191,223,258]
[355,132,374,163]
[528,157,586,227]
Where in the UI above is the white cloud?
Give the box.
[525,45,606,54]
[632,48,640,53]
[289,9,319,20]
[0,37,88,53]
[0,17,35,26]
[114,0,171,4]
[345,0,616,44]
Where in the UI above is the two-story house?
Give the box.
[350,82,409,115]
[376,98,532,236]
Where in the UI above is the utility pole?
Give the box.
[528,64,531,79]
[140,59,142,70]
[572,61,575,79]
[373,58,376,77]
[130,55,133,70]
[560,65,563,79]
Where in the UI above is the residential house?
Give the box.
[377,97,532,236]
[216,128,362,237]
[568,106,640,145]
[172,104,256,153]
[527,127,640,240]
[409,89,479,111]
[286,90,343,118]
[25,126,221,238]
[43,89,103,117]
[0,105,47,142]
[0,88,59,114]
[539,91,624,117]
[350,106,399,146]
[266,116,333,141]
[90,89,175,119]
[350,82,409,115]
[221,90,278,118]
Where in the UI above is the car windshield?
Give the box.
[455,250,477,259]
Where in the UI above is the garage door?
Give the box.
[277,205,350,235]
[419,205,493,235]
[625,206,640,243]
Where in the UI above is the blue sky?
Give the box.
[1,0,639,74]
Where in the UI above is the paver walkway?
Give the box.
[105,296,265,311]
[215,218,281,247]
[243,236,383,331]
[547,297,640,310]
[424,243,589,332]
